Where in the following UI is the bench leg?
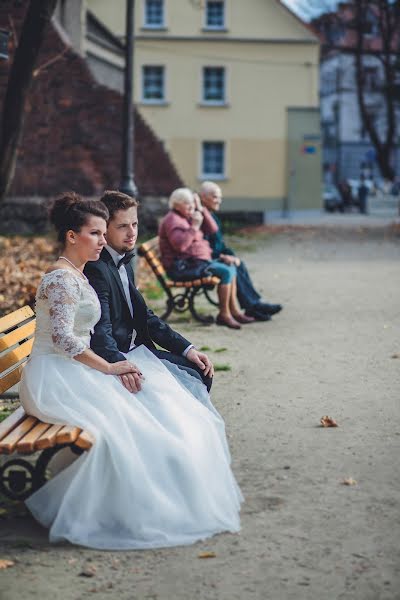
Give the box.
[188,289,215,324]
[0,444,85,501]
[161,290,191,320]
[0,457,38,501]
[203,286,219,307]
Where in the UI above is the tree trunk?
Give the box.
[353,0,396,181]
[0,0,57,203]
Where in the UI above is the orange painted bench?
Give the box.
[0,306,94,500]
[137,236,219,323]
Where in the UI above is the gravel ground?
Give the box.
[0,226,399,600]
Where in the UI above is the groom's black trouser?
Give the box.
[151,349,212,392]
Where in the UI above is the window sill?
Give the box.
[199,174,228,182]
[202,27,229,33]
[198,102,230,108]
[141,25,168,31]
[139,100,170,106]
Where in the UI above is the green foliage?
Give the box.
[214,363,231,372]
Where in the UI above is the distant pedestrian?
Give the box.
[358,177,369,214]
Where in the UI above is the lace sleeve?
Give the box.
[43,271,88,358]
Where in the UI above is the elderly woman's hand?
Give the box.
[191,210,204,230]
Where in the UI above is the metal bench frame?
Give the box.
[0,307,93,501]
[137,237,219,324]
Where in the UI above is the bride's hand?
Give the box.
[107,360,142,377]
[107,361,145,394]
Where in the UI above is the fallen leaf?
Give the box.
[391,353,399,359]
[342,477,357,486]
[79,566,97,577]
[320,416,338,427]
[198,551,216,559]
[0,559,15,569]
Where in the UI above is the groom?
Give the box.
[84,190,214,393]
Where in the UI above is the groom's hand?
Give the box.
[118,371,144,393]
[186,348,214,378]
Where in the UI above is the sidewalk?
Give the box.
[264,209,400,227]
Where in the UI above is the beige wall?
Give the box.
[87,0,316,41]
[86,0,320,207]
[134,39,319,198]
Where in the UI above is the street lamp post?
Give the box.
[119,0,138,197]
[0,29,9,61]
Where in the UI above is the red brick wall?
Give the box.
[0,0,182,198]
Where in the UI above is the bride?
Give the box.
[20,193,242,550]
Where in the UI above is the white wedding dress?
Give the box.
[20,269,242,549]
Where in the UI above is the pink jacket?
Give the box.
[159,208,218,270]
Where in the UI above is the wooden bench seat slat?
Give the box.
[35,424,65,450]
[0,363,25,394]
[0,406,26,442]
[0,320,36,351]
[17,422,52,454]
[0,339,34,372]
[0,416,38,454]
[0,306,34,334]
[75,430,94,450]
[56,425,81,445]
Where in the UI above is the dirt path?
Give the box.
[1,227,399,600]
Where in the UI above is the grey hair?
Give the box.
[199,181,221,197]
[168,187,194,209]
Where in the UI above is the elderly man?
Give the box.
[159,187,254,329]
[199,181,282,321]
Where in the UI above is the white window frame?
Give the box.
[201,141,226,180]
[202,66,226,105]
[141,65,166,104]
[204,0,226,31]
[143,0,165,29]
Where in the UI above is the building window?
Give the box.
[205,1,225,29]
[142,65,165,101]
[144,0,164,28]
[203,67,225,103]
[202,141,225,178]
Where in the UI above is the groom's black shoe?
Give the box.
[254,302,282,316]
[245,308,271,321]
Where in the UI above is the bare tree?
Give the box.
[353,0,400,180]
[0,0,57,203]
[308,0,400,181]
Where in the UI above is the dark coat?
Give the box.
[84,248,190,363]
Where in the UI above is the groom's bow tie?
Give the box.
[117,252,135,269]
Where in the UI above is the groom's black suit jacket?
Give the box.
[84,248,190,364]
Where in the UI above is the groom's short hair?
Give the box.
[100,190,139,221]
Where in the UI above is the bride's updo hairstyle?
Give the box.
[50,192,109,244]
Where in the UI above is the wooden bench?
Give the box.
[137,236,219,323]
[0,306,93,501]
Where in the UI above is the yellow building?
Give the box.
[85,0,321,213]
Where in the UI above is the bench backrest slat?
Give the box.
[0,364,25,394]
[0,338,34,372]
[0,306,34,334]
[0,320,36,351]
[0,305,36,394]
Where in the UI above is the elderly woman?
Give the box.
[159,187,254,329]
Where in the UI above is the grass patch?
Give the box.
[215,347,227,353]
[199,346,211,352]
[141,281,164,301]
[0,409,12,423]
[214,363,231,372]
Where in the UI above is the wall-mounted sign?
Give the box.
[301,144,317,154]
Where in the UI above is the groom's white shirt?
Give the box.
[106,245,137,350]
[105,245,193,357]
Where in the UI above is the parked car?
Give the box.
[323,184,342,212]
